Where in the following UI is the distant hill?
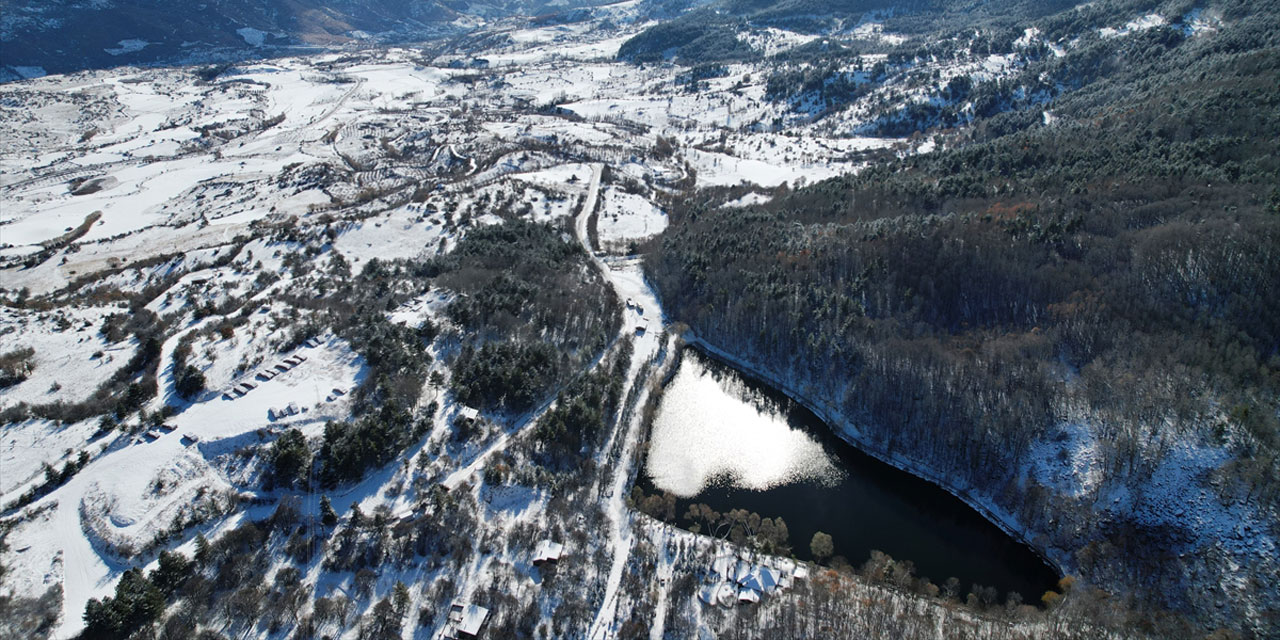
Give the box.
[617,0,1091,62]
[0,0,622,81]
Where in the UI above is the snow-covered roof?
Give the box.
[458,604,489,637]
[459,406,480,421]
[710,554,736,579]
[533,539,563,564]
[740,567,779,593]
[737,587,760,604]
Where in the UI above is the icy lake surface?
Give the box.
[644,351,843,496]
[641,349,1060,601]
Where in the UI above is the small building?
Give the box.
[737,588,760,604]
[458,604,488,637]
[532,540,563,566]
[634,324,646,336]
[331,387,346,396]
[458,406,480,421]
[286,402,300,416]
[447,603,489,639]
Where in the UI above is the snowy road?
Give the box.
[584,230,670,638]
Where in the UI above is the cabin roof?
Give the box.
[533,540,563,563]
[457,604,489,636]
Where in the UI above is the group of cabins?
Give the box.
[698,555,808,608]
[220,338,325,401]
[142,422,178,442]
[254,353,308,383]
[270,386,348,421]
[221,379,258,400]
[267,403,303,421]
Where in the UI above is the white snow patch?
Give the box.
[0,306,134,411]
[1015,27,1041,49]
[1181,8,1223,36]
[104,39,149,56]
[0,418,101,497]
[722,192,772,208]
[848,22,907,46]
[1100,13,1167,39]
[236,27,267,47]
[1028,422,1102,498]
[596,187,666,245]
[737,28,819,57]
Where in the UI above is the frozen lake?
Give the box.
[641,348,1059,603]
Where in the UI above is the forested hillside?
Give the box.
[620,0,1115,63]
[646,0,1279,634]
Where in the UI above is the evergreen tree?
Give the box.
[320,495,338,527]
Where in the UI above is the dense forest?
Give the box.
[619,0,1124,63]
[646,0,1279,635]
[429,219,620,412]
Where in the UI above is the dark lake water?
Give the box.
[638,348,1059,603]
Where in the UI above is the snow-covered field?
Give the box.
[595,187,666,247]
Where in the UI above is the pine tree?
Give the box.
[193,532,210,566]
[393,581,411,618]
[320,495,337,527]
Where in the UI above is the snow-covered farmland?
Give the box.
[595,187,666,247]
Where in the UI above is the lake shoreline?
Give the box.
[679,334,1068,584]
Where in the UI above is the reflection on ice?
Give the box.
[645,351,841,497]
